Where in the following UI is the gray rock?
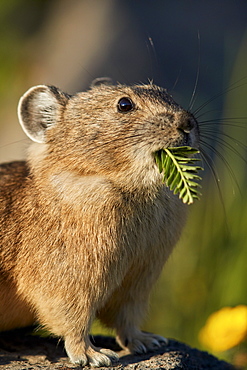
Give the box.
[0,329,235,369]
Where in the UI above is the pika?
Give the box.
[0,80,199,367]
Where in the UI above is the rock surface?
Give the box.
[0,328,235,369]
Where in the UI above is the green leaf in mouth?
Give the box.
[154,146,203,205]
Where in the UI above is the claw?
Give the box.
[118,331,168,355]
[135,342,147,354]
[88,353,112,367]
[100,348,119,362]
[151,338,162,348]
[65,339,118,367]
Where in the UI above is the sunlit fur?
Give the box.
[0,82,199,367]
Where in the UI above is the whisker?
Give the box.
[199,146,230,233]
[193,77,247,116]
[188,31,201,112]
[199,139,242,196]
[199,146,220,184]
[85,132,149,153]
[170,68,182,92]
[200,125,247,149]
[195,109,222,121]
[146,36,158,83]
[0,138,28,149]
[200,132,247,164]
[199,117,247,126]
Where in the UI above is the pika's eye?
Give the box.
[117,97,134,113]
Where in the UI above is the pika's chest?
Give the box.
[118,192,187,257]
[49,172,186,254]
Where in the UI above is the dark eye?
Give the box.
[117,97,134,113]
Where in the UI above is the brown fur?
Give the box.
[0,81,199,367]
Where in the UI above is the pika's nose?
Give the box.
[178,116,194,134]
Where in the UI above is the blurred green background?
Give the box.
[0,0,246,365]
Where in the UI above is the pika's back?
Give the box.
[0,161,29,211]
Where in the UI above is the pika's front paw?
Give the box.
[117,331,168,354]
[65,337,119,367]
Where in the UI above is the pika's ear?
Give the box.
[18,85,69,143]
[90,77,113,88]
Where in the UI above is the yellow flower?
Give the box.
[199,305,247,352]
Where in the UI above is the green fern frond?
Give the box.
[154,146,203,205]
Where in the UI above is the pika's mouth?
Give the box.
[153,146,203,205]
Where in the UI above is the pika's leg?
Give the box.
[33,296,119,367]
[115,308,168,354]
[18,260,122,367]
[98,262,168,354]
[121,331,168,354]
[65,332,118,367]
